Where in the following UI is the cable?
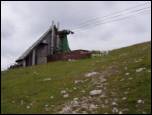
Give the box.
[71,2,150,30]
[73,6,150,32]
[73,8,150,34]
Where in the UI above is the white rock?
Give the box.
[50,96,54,99]
[89,90,102,96]
[26,105,30,109]
[136,67,146,72]
[59,106,72,113]
[12,100,15,104]
[74,80,83,84]
[43,78,51,81]
[73,98,79,101]
[112,102,117,106]
[63,94,69,98]
[89,104,97,109]
[137,99,144,104]
[122,97,127,100]
[73,87,77,90]
[112,107,118,113]
[125,72,130,75]
[85,72,99,77]
[119,111,123,114]
[45,104,49,107]
[81,90,86,93]
[61,90,67,94]
[128,77,133,80]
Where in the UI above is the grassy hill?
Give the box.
[1,41,151,114]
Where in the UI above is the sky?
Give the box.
[1,1,151,70]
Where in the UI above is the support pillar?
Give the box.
[32,49,36,65]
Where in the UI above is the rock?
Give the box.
[89,90,102,96]
[124,67,128,70]
[124,91,128,95]
[147,69,151,73]
[120,78,124,81]
[20,100,24,105]
[45,104,49,107]
[12,100,15,104]
[105,99,109,104]
[136,67,146,72]
[73,87,77,90]
[63,94,69,98]
[128,77,133,80]
[82,111,88,114]
[100,78,107,83]
[45,107,49,112]
[89,104,97,110]
[26,105,30,109]
[74,80,83,84]
[59,106,72,113]
[50,96,54,99]
[125,72,130,75]
[71,100,79,107]
[112,102,117,106]
[61,90,67,94]
[122,97,127,100]
[85,72,99,77]
[73,98,79,101]
[137,99,144,104]
[100,94,106,98]
[81,90,86,93]
[119,111,123,114]
[43,78,51,81]
[112,107,118,113]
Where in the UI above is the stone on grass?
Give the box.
[89,90,102,96]
[89,104,98,110]
[119,111,123,114]
[125,72,130,75]
[112,107,118,113]
[136,68,146,72]
[112,102,117,106]
[137,99,144,104]
[63,94,69,98]
[45,104,49,107]
[85,72,99,77]
[43,78,51,81]
[73,87,77,90]
[50,96,54,99]
[74,80,83,84]
[61,90,67,94]
[26,105,30,109]
[20,100,24,105]
[59,106,72,113]
[122,97,127,100]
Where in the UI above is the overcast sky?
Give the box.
[1,1,151,70]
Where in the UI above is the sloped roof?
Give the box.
[16,27,52,62]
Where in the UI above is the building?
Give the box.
[15,21,73,67]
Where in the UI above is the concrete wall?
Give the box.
[36,44,48,65]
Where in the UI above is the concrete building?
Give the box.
[15,22,73,67]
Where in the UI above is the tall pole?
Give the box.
[56,22,60,51]
[51,20,54,55]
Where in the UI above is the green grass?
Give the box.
[1,41,151,114]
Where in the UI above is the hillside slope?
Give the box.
[1,41,151,114]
